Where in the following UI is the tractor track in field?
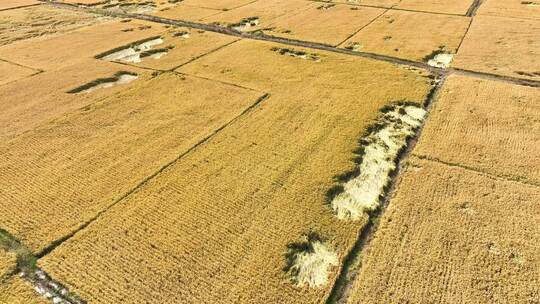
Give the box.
[39,0,540,88]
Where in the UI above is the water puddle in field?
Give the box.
[270,47,321,62]
[426,52,453,68]
[229,17,260,32]
[68,72,138,94]
[329,103,427,220]
[284,233,338,288]
[99,37,169,63]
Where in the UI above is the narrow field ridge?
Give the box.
[325,75,447,304]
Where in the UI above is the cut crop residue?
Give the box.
[229,17,260,32]
[270,47,321,61]
[284,233,338,288]
[426,52,454,68]
[344,42,362,52]
[68,72,138,94]
[99,37,170,63]
[330,103,426,220]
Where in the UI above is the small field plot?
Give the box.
[41,41,433,304]
[0,60,141,138]
[0,277,47,304]
[478,0,540,20]
[261,3,385,46]
[201,0,309,32]
[0,19,163,70]
[340,11,470,62]
[0,60,37,86]
[414,74,540,185]
[0,5,102,47]
[452,16,540,80]
[181,0,257,10]
[95,29,238,71]
[348,158,540,303]
[0,73,264,254]
[152,4,222,21]
[0,0,39,11]
[395,0,474,15]
[329,0,402,8]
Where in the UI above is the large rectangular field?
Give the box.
[0,73,265,253]
[347,157,540,303]
[413,74,540,185]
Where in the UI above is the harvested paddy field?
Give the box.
[395,0,474,15]
[0,5,102,46]
[346,158,540,303]
[260,3,385,46]
[0,0,538,303]
[40,42,433,303]
[477,0,540,20]
[453,15,540,80]
[0,72,265,253]
[414,74,540,185]
[0,60,142,138]
[340,11,470,62]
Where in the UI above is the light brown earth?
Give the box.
[0,60,142,138]
[395,0,474,15]
[181,0,257,10]
[414,74,540,185]
[261,3,385,46]
[0,0,40,11]
[340,10,470,61]
[40,40,433,304]
[0,59,38,86]
[347,158,540,303]
[0,5,102,46]
[0,20,163,70]
[453,15,540,81]
[152,4,221,21]
[329,0,401,8]
[478,0,540,20]
[201,0,309,31]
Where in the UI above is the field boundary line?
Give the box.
[40,0,540,88]
[36,92,271,258]
[175,71,261,92]
[412,154,540,188]
[325,75,448,304]
[450,68,540,88]
[307,0,466,17]
[169,38,241,71]
[335,8,389,48]
[0,3,42,12]
[466,0,484,17]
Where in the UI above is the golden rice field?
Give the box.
[0,0,538,303]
